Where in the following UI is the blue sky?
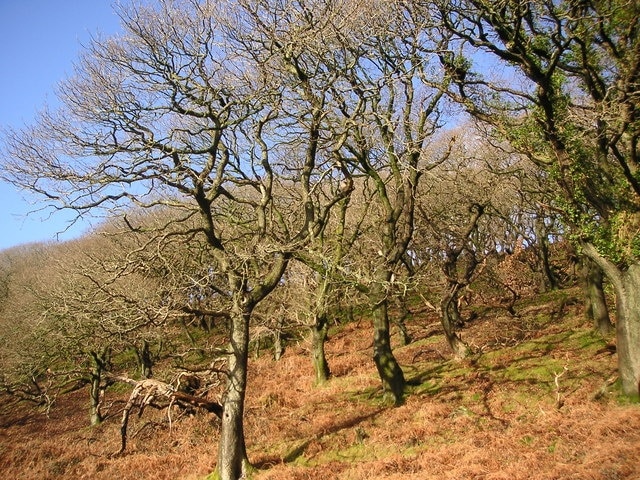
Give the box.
[0,1,123,250]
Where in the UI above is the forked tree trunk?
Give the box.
[582,256,613,336]
[217,300,253,480]
[215,254,288,479]
[371,281,405,405]
[583,244,640,396]
[311,313,330,384]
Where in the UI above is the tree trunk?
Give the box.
[581,256,613,336]
[612,265,640,396]
[134,340,153,379]
[89,371,103,427]
[371,282,405,405]
[449,291,463,328]
[273,329,284,361]
[583,244,640,396]
[440,286,471,360]
[535,217,558,292]
[309,273,332,384]
[272,316,285,361]
[89,348,109,426]
[311,312,330,384]
[215,252,288,479]
[217,300,253,480]
[393,295,412,346]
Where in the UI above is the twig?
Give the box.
[553,366,569,409]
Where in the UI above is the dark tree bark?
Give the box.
[440,285,472,360]
[134,340,153,379]
[306,270,334,385]
[534,217,558,292]
[393,294,412,347]
[371,279,406,405]
[582,256,613,336]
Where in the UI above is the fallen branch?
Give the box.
[172,391,223,417]
[110,376,222,456]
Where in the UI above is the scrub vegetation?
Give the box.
[1,282,639,479]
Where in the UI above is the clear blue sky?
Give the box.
[0,1,123,251]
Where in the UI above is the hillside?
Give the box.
[1,286,639,479]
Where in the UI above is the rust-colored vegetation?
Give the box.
[1,287,639,479]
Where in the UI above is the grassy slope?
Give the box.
[1,286,640,479]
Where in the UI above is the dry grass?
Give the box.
[1,287,639,479]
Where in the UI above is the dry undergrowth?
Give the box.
[1,287,639,479]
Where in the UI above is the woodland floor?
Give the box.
[1,286,640,479]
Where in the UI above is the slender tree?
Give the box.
[414,127,524,356]
[229,0,366,385]
[338,1,448,404]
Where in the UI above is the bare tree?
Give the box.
[413,128,522,357]
[1,1,351,477]
[30,235,173,425]
[333,2,449,405]
[228,0,363,386]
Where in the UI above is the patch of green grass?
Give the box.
[467,304,495,318]
[404,308,612,412]
[106,380,133,395]
[409,379,442,396]
[607,379,640,405]
[299,440,382,467]
[521,288,572,307]
[500,360,563,388]
[402,334,442,350]
[406,359,477,397]
[282,438,316,464]
[469,392,483,402]
[499,389,546,414]
[565,328,606,352]
[344,383,390,407]
[111,348,139,373]
[520,435,535,446]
